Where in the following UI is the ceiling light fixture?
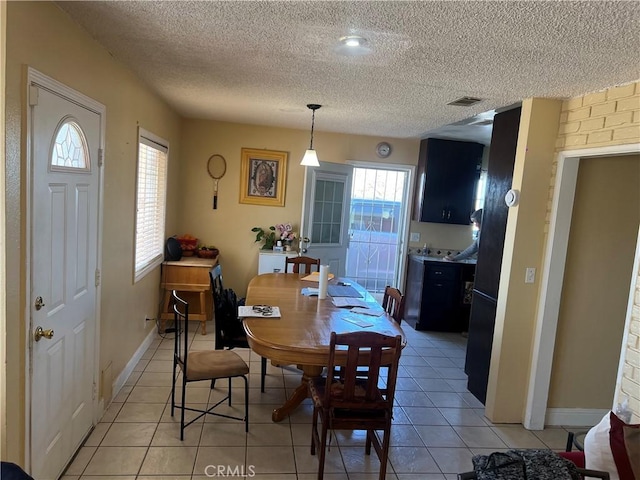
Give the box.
[300,104,321,167]
[335,35,371,56]
[339,35,367,48]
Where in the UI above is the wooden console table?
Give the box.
[160,256,218,335]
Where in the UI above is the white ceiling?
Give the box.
[56,1,639,144]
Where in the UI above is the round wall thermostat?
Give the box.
[505,189,520,207]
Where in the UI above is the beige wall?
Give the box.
[549,155,639,407]
[4,1,182,462]
[178,119,419,295]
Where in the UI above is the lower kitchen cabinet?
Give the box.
[404,255,475,332]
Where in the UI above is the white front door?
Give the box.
[300,162,353,276]
[29,78,102,480]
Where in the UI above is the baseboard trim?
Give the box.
[545,408,608,427]
[111,328,158,399]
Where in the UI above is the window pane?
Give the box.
[311,177,344,246]
[134,129,168,281]
[51,120,89,170]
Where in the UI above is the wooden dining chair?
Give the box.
[285,255,320,274]
[382,286,405,324]
[210,265,268,392]
[309,331,402,480]
[170,291,249,440]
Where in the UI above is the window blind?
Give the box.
[134,129,169,281]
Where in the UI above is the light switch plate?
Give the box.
[410,232,420,242]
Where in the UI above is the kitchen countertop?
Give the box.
[409,254,477,265]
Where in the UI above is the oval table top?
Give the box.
[243,273,406,421]
[243,273,406,367]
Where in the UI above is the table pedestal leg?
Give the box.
[271,365,323,422]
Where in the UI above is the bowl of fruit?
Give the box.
[197,246,219,259]
[177,234,198,256]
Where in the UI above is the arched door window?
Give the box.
[51,118,90,171]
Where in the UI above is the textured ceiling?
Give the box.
[56,1,640,143]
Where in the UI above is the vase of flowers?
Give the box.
[251,223,297,251]
[276,223,297,251]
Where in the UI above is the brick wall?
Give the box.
[553,81,640,421]
[556,82,640,150]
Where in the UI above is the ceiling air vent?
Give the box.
[448,96,483,107]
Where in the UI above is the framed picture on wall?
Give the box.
[239,148,288,206]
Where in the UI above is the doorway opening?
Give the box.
[526,144,640,429]
[346,166,411,299]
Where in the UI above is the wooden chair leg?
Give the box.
[228,377,232,405]
[318,410,329,480]
[378,425,391,480]
[310,406,319,455]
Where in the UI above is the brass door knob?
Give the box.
[34,326,54,341]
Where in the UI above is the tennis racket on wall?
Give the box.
[207,154,227,209]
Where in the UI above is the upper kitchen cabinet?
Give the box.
[413,138,484,224]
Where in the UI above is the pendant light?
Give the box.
[300,104,321,167]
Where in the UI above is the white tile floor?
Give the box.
[63,324,574,480]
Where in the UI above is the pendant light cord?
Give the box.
[309,109,316,149]
[306,104,321,150]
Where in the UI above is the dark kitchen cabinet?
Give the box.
[405,255,475,332]
[413,138,484,224]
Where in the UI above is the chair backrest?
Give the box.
[209,265,246,348]
[210,264,225,312]
[285,255,321,274]
[172,290,190,373]
[382,286,405,324]
[324,331,402,410]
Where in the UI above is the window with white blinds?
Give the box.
[134,128,169,282]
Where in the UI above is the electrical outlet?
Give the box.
[525,267,536,284]
[410,232,420,242]
[144,316,155,328]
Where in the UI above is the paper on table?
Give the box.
[350,307,385,317]
[342,314,374,328]
[332,297,369,308]
[238,306,281,318]
[301,271,335,282]
[301,287,319,296]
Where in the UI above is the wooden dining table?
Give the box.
[243,273,406,422]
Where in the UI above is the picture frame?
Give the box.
[239,148,288,206]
